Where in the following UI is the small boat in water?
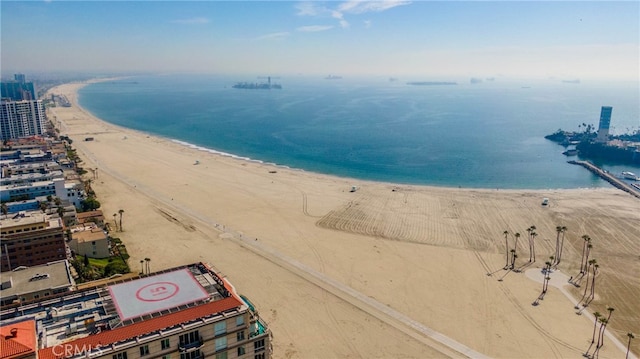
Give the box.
[621,171,639,181]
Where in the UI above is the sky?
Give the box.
[1,1,639,80]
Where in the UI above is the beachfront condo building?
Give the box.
[1,100,46,141]
[0,178,84,209]
[0,262,272,359]
[1,74,36,101]
[68,225,110,259]
[0,211,66,272]
[596,106,613,143]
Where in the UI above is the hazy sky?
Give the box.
[2,1,638,80]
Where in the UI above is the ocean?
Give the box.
[78,74,640,189]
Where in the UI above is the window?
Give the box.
[215,337,227,351]
[179,330,200,347]
[236,315,245,326]
[161,338,170,350]
[215,353,228,359]
[214,321,226,335]
[254,339,265,352]
[179,350,200,359]
[113,352,128,359]
[162,356,171,359]
[139,345,149,356]
[237,346,245,356]
[237,331,245,342]
[254,354,265,359]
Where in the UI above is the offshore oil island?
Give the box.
[232,76,282,89]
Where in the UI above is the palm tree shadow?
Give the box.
[533,289,547,306]
[497,268,513,282]
[571,273,586,287]
[486,266,508,277]
[515,261,533,273]
[576,296,595,315]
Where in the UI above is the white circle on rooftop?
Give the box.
[136,282,179,302]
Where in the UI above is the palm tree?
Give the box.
[503,230,510,269]
[512,232,520,268]
[626,332,635,359]
[588,312,602,347]
[581,259,595,302]
[593,317,608,358]
[579,235,591,274]
[557,226,567,266]
[585,242,593,263]
[526,226,536,262]
[118,209,124,231]
[554,226,562,265]
[588,263,599,303]
[1,203,7,215]
[605,306,614,322]
[145,257,151,274]
[113,213,118,231]
[580,241,594,283]
[531,232,538,262]
[592,306,616,358]
[140,260,144,274]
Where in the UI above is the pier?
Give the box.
[568,160,640,199]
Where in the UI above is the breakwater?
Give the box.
[568,160,640,199]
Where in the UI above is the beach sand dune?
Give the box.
[46,82,639,358]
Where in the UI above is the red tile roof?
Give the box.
[38,296,242,359]
[0,319,37,359]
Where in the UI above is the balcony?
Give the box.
[178,336,204,352]
[249,319,269,339]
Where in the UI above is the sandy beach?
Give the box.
[46,81,639,359]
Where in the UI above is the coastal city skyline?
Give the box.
[2,2,640,358]
[2,1,639,80]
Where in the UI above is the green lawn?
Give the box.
[76,256,111,269]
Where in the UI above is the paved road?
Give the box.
[525,268,637,359]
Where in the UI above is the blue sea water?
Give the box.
[78,74,640,189]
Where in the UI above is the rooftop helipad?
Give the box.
[108,268,209,321]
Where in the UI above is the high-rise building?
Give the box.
[1,74,36,101]
[596,106,612,143]
[0,262,272,359]
[0,99,46,141]
[14,74,26,83]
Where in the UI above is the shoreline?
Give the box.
[74,77,628,191]
[47,80,640,358]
